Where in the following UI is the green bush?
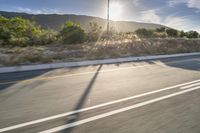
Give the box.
[60,21,86,44]
[156,27,166,32]
[0,16,11,44]
[135,28,154,38]
[166,28,178,37]
[0,16,56,46]
[186,31,199,38]
[179,30,186,38]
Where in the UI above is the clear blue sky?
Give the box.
[0,0,200,32]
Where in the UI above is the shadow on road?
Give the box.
[0,69,52,91]
[157,56,200,71]
[0,66,80,92]
[159,55,200,71]
[63,65,102,133]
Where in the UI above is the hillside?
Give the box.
[0,11,164,32]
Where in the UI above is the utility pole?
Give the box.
[107,0,110,38]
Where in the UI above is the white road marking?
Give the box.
[39,86,200,133]
[0,79,200,132]
[0,58,197,85]
[180,82,200,89]
[0,64,152,85]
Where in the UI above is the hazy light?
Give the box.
[109,2,122,20]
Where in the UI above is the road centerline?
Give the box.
[0,79,200,132]
[39,86,200,133]
[180,82,200,89]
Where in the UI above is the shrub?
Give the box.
[179,30,186,38]
[0,16,11,44]
[88,22,102,42]
[60,21,86,44]
[156,27,166,32]
[166,28,178,37]
[186,31,199,38]
[135,28,154,38]
[153,32,168,38]
[39,30,58,44]
[0,16,57,46]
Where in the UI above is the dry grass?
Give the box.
[0,38,200,66]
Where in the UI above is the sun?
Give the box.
[109,2,122,20]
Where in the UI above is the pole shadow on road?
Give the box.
[63,64,103,133]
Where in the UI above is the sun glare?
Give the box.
[110,2,122,20]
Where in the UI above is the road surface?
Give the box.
[0,55,200,133]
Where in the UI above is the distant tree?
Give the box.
[135,28,154,38]
[186,31,199,38]
[156,27,166,32]
[166,28,178,37]
[60,21,86,44]
[179,30,186,38]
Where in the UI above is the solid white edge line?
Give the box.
[0,79,200,132]
[180,82,200,89]
[39,86,200,133]
[1,52,199,74]
[0,57,197,85]
[0,56,198,85]
[0,64,150,85]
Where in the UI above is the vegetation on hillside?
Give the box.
[88,22,102,42]
[59,21,86,44]
[0,11,163,32]
[1,16,200,47]
[0,16,56,46]
[0,16,200,66]
[135,27,200,38]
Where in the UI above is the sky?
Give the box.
[0,0,200,32]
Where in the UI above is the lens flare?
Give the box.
[110,2,122,20]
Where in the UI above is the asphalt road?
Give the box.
[0,55,200,133]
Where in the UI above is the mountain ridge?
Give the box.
[0,11,165,32]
